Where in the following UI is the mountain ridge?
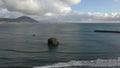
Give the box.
[0,16,38,24]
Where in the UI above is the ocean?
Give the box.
[0,23,120,68]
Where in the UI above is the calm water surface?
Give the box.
[0,23,120,67]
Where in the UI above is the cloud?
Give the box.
[0,8,9,18]
[0,0,3,7]
[0,0,120,22]
[0,8,24,18]
[0,0,81,16]
[62,0,81,5]
[114,0,120,2]
[84,12,120,22]
[41,12,120,22]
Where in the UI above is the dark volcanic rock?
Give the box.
[48,38,59,46]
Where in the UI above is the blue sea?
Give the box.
[0,23,120,68]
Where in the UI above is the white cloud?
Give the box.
[0,0,3,7]
[0,8,8,18]
[0,0,81,16]
[1,0,43,15]
[114,0,120,2]
[62,0,81,5]
[0,8,24,18]
[41,12,120,22]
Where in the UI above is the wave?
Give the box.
[34,57,120,68]
[2,48,118,54]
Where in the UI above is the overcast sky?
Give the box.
[0,0,120,22]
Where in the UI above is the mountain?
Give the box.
[0,16,38,24]
[16,16,38,23]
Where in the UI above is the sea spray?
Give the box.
[34,57,120,68]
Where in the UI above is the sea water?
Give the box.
[0,23,120,68]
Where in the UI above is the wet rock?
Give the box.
[32,34,36,36]
[48,37,59,46]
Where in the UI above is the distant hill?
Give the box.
[0,16,38,24]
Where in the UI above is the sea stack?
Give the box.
[48,37,59,46]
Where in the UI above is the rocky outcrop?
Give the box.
[48,38,59,46]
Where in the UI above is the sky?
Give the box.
[73,0,120,13]
[0,0,120,22]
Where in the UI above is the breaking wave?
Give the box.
[34,57,120,68]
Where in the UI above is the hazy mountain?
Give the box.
[0,16,38,24]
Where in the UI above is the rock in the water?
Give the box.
[48,38,59,46]
[32,34,36,36]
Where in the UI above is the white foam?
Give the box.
[34,57,120,68]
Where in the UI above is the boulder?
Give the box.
[32,34,36,36]
[48,38,59,46]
